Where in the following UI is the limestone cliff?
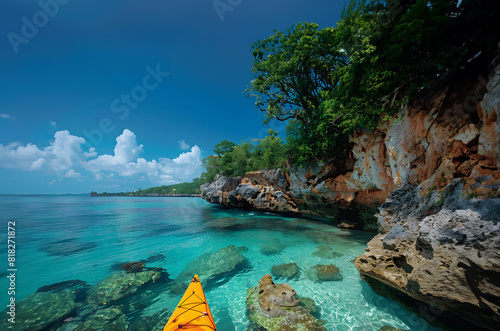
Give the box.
[354,64,500,330]
[201,64,500,329]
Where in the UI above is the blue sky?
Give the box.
[0,0,349,194]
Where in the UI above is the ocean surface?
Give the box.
[0,195,442,330]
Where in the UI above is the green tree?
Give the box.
[252,129,286,170]
[213,140,236,157]
[248,0,499,164]
[247,22,347,126]
[247,22,349,162]
[232,142,253,175]
[200,155,222,183]
[200,131,287,181]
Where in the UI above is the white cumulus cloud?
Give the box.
[83,129,202,184]
[178,140,190,150]
[0,130,89,172]
[0,129,202,186]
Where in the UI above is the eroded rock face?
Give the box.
[246,274,326,330]
[201,165,387,229]
[355,182,500,330]
[201,65,499,227]
[353,64,500,330]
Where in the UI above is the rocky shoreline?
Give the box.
[200,64,500,329]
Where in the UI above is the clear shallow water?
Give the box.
[0,195,442,330]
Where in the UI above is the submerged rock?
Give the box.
[312,246,343,259]
[67,306,128,331]
[87,270,166,308]
[172,245,249,294]
[128,309,171,331]
[0,290,81,330]
[36,279,90,305]
[121,262,146,273]
[39,238,98,257]
[260,239,287,255]
[379,326,407,331]
[306,264,342,282]
[257,274,299,317]
[37,279,89,294]
[298,296,320,316]
[271,262,300,278]
[246,274,326,330]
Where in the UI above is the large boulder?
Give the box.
[355,182,500,330]
[87,270,165,308]
[246,274,326,330]
[201,176,242,205]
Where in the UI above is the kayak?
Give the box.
[163,275,217,331]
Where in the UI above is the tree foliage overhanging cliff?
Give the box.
[201,0,500,181]
[246,0,499,163]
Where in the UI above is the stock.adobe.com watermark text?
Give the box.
[6,221,17,324]
[213,0,242,22]
[7,0,71,54]
[82,64,169,148]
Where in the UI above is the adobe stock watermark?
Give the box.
[82,64,170,148]
[7,0,71,54]
[47,63,169,184]
[213,0,243,22]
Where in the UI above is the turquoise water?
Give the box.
[0,196,441,330]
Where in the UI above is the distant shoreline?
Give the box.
[90,193,201,197]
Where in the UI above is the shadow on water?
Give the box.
[203,215,324,234]
[359,280,446,331]
[202,207,375,244]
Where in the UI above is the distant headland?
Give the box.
[90,179,202,197]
